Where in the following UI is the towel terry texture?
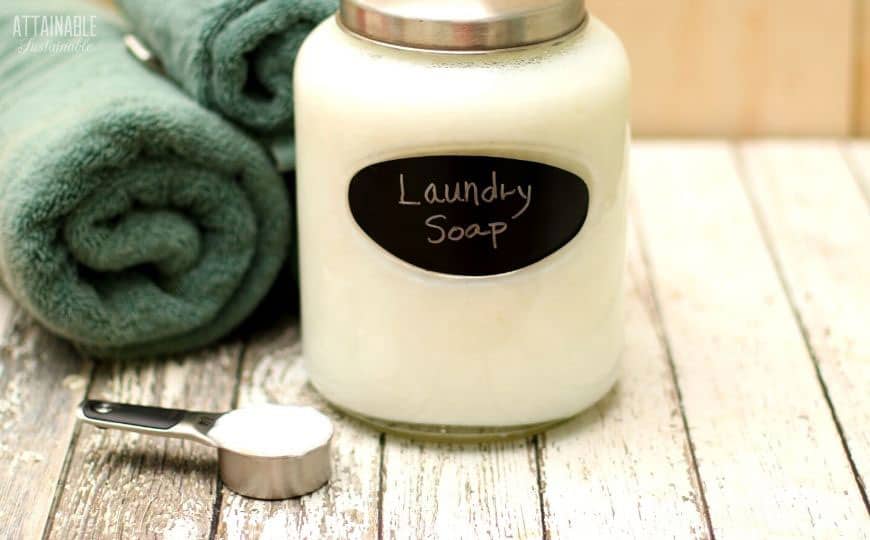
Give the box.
[116,0,338,171]
[0,0,291,358]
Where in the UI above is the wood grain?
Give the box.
[46,346,240,539]
[858,0,870,135]
[215,320,382,540]
[590,0,856,136]
[1,140,869,537]
[739,141,870,506]
[381,438,541,540]
[631,142,870,537]
[0,293,92,540]
[538,224,710,539]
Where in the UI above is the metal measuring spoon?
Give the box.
[77,400,333,500]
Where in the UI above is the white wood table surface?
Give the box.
[0,141,868,539]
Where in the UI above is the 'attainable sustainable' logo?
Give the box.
[11,15,97,55]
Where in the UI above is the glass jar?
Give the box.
[294,0,630,439]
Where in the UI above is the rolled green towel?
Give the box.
[116,0,338,171]
[0,0,290,358]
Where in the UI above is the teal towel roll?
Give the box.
[116,0,338,171]
[0,1,290,358]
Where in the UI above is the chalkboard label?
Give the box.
[348,156,590,277]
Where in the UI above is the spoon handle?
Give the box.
[77,400,221,447]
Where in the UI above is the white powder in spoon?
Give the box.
[207,404,333,457]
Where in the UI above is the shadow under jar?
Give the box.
[294,0,631,440]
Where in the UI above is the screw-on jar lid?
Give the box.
[338,0,588,52]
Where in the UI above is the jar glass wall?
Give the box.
[294,13,630,439]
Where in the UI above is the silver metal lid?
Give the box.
[338,0,588,52]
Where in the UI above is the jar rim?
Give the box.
[338,0,588,53]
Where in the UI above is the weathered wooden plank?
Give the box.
[47,345,240,539]
[590,0,855,136]
[539,223,710,539]
[0,292,92,540]
[739,141,870,507]
[381,437,542,540]
[216,320,382,540]
[631,142,870,537]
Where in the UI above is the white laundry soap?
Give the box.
[208,405,334,457]
[294,0,631,438]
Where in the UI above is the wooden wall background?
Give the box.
[89,0,869,136]
[860,0,870,134]
[590,0,870,136]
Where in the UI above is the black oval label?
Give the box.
[348,156,590,277]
